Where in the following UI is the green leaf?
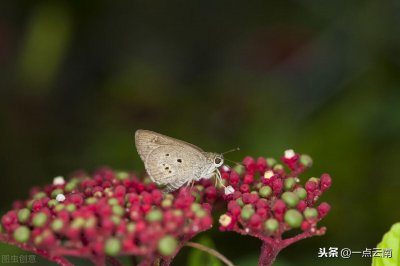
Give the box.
[372,222,400,266]
[187,236,223,266]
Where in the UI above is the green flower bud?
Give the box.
[47,199,58,208]
[85,197,98,205]
[165,194,174,200]
[233,165,245,175]
[195,185,204,191]
[143,177,152,185]
[173,210,183,216]
[191,191,201,203]
[17,208,31,223]
[13,226,30,243]
[105,238,121,256]
[33,192,46,200]
[241,204,255,220]
[158,236,178,256]
[112,205,124,216]
[273,164,284,171]
[51,189,64,198]
[146,209,163,222]
[266,157,277,167]
[32,212,48,227]
[161,199,172,208]
[236,198,244,207]
[111,215,121,225]
[284,209,303,228]
[300,154,313,167]
[127,223,136,233]
[259,186,272,198]
[254,183,262,189]
[116,171,129,180]
[66,204,76,212]
[64,182,77,192]
[71,217,85,229]
[304,207,318,219]
[284,177,297,191]
[85,217,97,228]
[191,203,201,212]
[281,192,299,208]
[195,209,207,218]
[264,218,279,232]
[108,198,119,206]
[54,204,65,212]
[34,235,43,245]
[294,187,307,200]
[26,200,34,210]
[51,219,64,232]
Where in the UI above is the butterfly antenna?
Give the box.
[222,147,240,155]
[224,158,243,166]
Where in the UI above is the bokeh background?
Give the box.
[1,1,400,265]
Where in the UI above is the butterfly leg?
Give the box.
[215,170,226,188]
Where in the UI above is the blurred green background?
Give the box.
[1,0,400,265]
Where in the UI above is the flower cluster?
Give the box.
[0,169,213,266]
[0,151,331,266]
[218,150,331,266]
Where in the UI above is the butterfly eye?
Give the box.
[214,157,222,165]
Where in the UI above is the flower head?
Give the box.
[0,168,213,264]
[217,150,331,260]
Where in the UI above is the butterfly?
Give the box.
[135,129,232,193]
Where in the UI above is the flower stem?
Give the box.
[107,256,124,266]
[258,241,281,266]
[185,241,234,266]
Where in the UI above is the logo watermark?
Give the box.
[1,255,37,264]
[318,247,392,259]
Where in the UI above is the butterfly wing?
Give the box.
[135,130,208,190]
[135,129,205,161]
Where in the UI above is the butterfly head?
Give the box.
[211,153,224,168]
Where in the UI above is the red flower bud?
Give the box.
[317,202,331,218]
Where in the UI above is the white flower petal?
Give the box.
[53,176,65,185]
[222,165,230,172]
[56,194,66,202]
[264,170,274,179]
[224,185,235,195]
[284,149,295,159]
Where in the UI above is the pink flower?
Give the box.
[0,152,331,266]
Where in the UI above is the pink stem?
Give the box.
[238,227,327,266]
[258,241,281,266]
[90,256,106,266]
[107,256,124,266]
[282,227,326,248]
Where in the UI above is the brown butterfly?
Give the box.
[135,129,228,192]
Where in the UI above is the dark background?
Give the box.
[1,1,400,265]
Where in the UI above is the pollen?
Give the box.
[284,149,295,159]
[264,170,274,179]
[56,194,66,202]
[224,185,235,195]
[219,214,232,227]
[53,176,65,185]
